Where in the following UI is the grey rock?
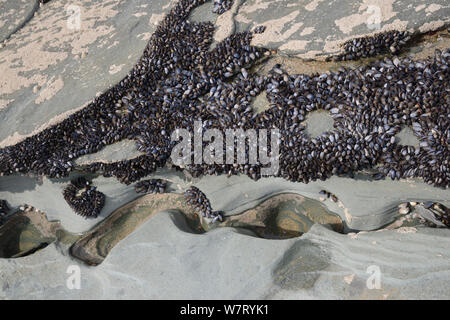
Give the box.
[0,0,173,147]
[0,0,39,43]
[415,205,447,227]
[75,139,144,166]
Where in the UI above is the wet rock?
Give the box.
[0,199,10,218]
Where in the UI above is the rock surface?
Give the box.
[1,0,449,147]
[1,169,449,234]
[230,0,450,58]
[0,0,39,43]
[74,139,144,166]
[1,213,449,299]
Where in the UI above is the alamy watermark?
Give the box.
[67,5,81,31]
[170,121,280,176]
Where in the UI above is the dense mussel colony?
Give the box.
[435,205,449,226]
[135,179,167,194]
[62,177,105,218]
[184,186,223,223]
[331,30,412,61]
[0,0,448,221]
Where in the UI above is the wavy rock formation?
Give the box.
[1,213,449,299]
